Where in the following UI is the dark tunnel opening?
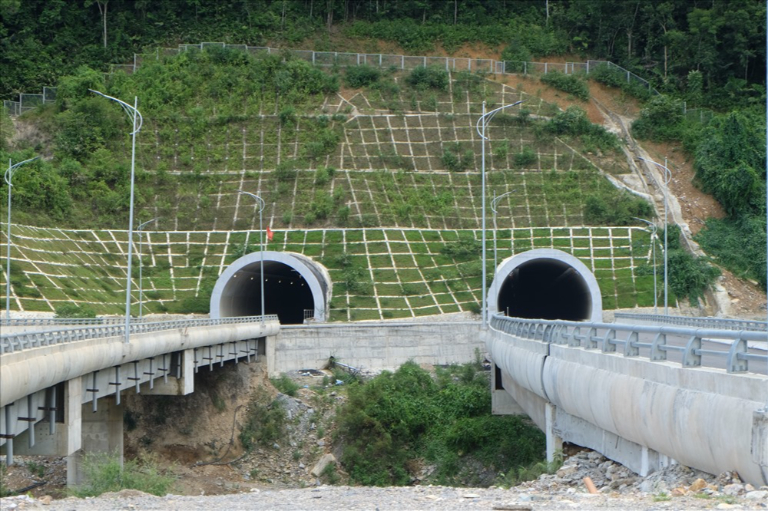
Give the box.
[497,258,592,321]
[221,261,315,324]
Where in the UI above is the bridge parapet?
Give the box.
[0,315,278,354]
[485,314,768,486]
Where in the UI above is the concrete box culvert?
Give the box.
[210,251,332,324]
[488,249,602,322]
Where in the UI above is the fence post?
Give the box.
[423,56,426,67]
[545,62,548,74]
[524,62,527,74]
[626,70,630,83]
[401,55,404,69]
[379,54,382,67]
[445,57,449,71]
[312,51,315,65]
[587,61,590,74]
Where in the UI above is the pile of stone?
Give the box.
[521,449,768,502]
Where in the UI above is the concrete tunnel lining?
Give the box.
[210,251,331,323]
[488,249,602,322]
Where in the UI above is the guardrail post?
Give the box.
[601,329,616,353]
[727,338,748,373]
[569,326,581,347]
[624,331,639,357]
[682,336,702,367]
[586,327,598,349]
[650,333,667,361]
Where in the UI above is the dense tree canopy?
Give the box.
[1,0,765,105]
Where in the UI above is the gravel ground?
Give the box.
[4,451,768,511]
[3,484,766,511]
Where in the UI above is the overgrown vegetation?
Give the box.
[54,303,97,318]
[664,225,721,305]
[240,388,287,451]
[335,360,544,487]
[540,72,589,102]
[70,452,176,498]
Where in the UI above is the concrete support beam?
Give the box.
[144,350,195,396]
[68,396,123,487]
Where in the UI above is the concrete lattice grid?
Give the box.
[1,225,660,319]
[2,71,657,319]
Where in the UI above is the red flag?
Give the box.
[266,226,274,242]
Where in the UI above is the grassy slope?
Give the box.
[0,49,668,318]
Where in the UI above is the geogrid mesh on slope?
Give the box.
[1,226,660,317]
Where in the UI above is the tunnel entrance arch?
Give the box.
[488,249,602,322]
[210,252,331,324]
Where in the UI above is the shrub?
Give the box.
[631,96,685,142]
[240,388,287,451]
[55,303,97,318]
[540,72,590,101]
[584,191,654,226]
[336,361,544,487]
[345,65,381,88]
[70,452,176,497]
[271,374,300,397]
[406,66,449,91]
[514,146,537,166]
[545,106,619,152]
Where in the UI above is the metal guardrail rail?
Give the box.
[0,315,278,354]
[613,312,767,332]
[0,317,155,327]
[490,314,767,374]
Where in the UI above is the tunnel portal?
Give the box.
[210,252,331,324]
[488,249,602,322]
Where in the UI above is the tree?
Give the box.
[85,0,109,49]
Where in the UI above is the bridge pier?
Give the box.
[68,395,124,486]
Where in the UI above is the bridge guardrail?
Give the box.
[0,317,152,327]
[490,314,767,374]
[613,312,767,332]
[0,315,278,354]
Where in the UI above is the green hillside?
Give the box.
[2,46,673,318]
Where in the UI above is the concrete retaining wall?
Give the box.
[270,321,483,377]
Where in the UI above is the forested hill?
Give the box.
[1,0,765,106]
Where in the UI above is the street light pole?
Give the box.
[90,90,143,342]
[476,100,523,329]
[239,191,266,323]
[4,156,40,321]
[638,156,671,315]
[633,217,658,315]
[136,218,157,319]
[491,190,515,276]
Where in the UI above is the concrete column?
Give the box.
[753,409,768,485]
[545,402,563,463]
[265,336,277,377]
[67,396,123,486]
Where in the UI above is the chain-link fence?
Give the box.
[5,43,660,117]
[3,87,57,116]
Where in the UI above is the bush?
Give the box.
[240,388,287,451]
[662,225,721,305]
[540,72,590,101]
[631,96,685,142]
[336,361,544,487]
[55,303,97,318]
[513,146,537,166]
[345,65,381,88]
[696,216,767,288]
[545,106,619,152]
[584,191,654,226]
[70,452,176,497]
[406,66,449,91]
[588,64,652,101]
[271,374,300,397]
